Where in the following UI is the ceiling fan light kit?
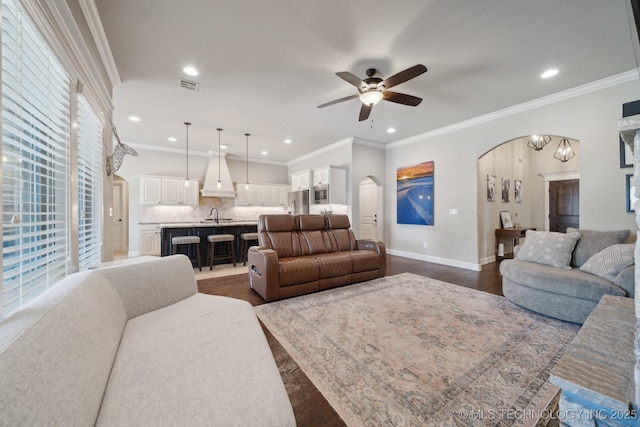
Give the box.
[360,90,383,106]
[318,64,428,121]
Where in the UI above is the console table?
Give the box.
[495,227,535,261]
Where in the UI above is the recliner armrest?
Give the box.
[247,246,281,302]
[356,240,386,276]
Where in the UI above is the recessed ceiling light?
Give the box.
[168,137,177,142]
[284,139,292,144]
[128,116,140,122]
[221,144,229,149]
[387,127,396,133]
[540,69,558,79]
[261,150,268,155]
[183,66,199,76]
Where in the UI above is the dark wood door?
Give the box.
[549,179,579,232]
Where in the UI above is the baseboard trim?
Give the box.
[480,255,497,265]
[387,249,481,272]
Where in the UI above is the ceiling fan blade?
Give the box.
[317,93,359,108]
[336,71,366,88]
[378,64,427,90]
[359,103,372,121]
[383,91,423,106]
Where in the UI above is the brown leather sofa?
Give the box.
[248,214,386,302]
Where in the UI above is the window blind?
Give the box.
[2,0,71,315]
[77,95,103,271]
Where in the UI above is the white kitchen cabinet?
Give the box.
[291,170,311,191]
[312,166,347,204]
[182,181,200,205]
[234,183,263,206]
[235,183,249,206]
[139,175,199,206]
[260,185,272,206]
[313,168,329,186]
[140,176,162,205]
[271,185,289,207]
[161,178,182,204]
[139,226,161,256]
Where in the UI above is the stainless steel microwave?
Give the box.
[313,185,329,204]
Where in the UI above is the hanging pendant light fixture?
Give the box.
[553,138,575,162]
[216,128,223,188]
[245,133,250,190]
[184,122,191,187]
[527,134,551,151]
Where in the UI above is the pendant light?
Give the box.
[245,133,250,190]
[216,128,223,188]
[184,122,191,187]
[553,138,575,162]
[527,134,551,151]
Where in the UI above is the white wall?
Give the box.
[385,79,640,269]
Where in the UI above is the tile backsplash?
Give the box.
[140,197,288,223]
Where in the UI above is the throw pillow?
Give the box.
[580,243,635,281]
[515,230,581,269]
[566,228,631,268]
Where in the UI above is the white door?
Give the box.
[359,178,378,240]
[113,182,125,252]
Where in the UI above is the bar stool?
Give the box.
[172,235,202,271]
[239,232,259,266]
[207,234,236,269]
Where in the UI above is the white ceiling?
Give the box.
[94,0,639,164]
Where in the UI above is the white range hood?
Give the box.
[201,154,236,198]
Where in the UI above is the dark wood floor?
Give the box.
[197,255,503,427]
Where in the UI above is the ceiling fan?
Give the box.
[317,64,427,121]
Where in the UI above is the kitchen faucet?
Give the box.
[209,207,219,223]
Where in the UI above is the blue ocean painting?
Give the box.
[397,161,434,225]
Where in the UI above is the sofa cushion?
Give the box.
[614,264,635,297]
[566,228,630,267]
[0,271,127,426]
[258,214,300,257]
[515,230,581,269]
[279,256,320,286]
[315,252,353,278]
[349,250,382,273]
[500,259,626,301]
[580,243,635,281]
[96,294,295,427]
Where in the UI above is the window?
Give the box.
[77,95,103,271]
[2,0,71,314]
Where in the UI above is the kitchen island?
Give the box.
[143,221,258,266]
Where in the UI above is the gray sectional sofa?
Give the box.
[500,228,634,324]
[0,255,295,426]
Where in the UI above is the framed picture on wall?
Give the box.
[487,174,496,202]
[500,211,513,228]
[397,161,434,225]
[621,99,640,168]
[514,179,522,203]
[620,139,633,168]
[626,173,637,213]
[501,178,510,203]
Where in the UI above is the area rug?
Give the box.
[254,273,580,427]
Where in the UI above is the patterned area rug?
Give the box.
[254,273,579,427]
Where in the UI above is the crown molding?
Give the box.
[77,0,121,87]
[126,142,287,165]
[388,69,640,149]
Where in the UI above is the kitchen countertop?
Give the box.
[139,221,258,228]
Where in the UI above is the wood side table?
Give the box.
[495,227,536,261]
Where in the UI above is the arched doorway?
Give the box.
[477,135,580,264]
[112,175,129,259]
[358,176,383,240]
